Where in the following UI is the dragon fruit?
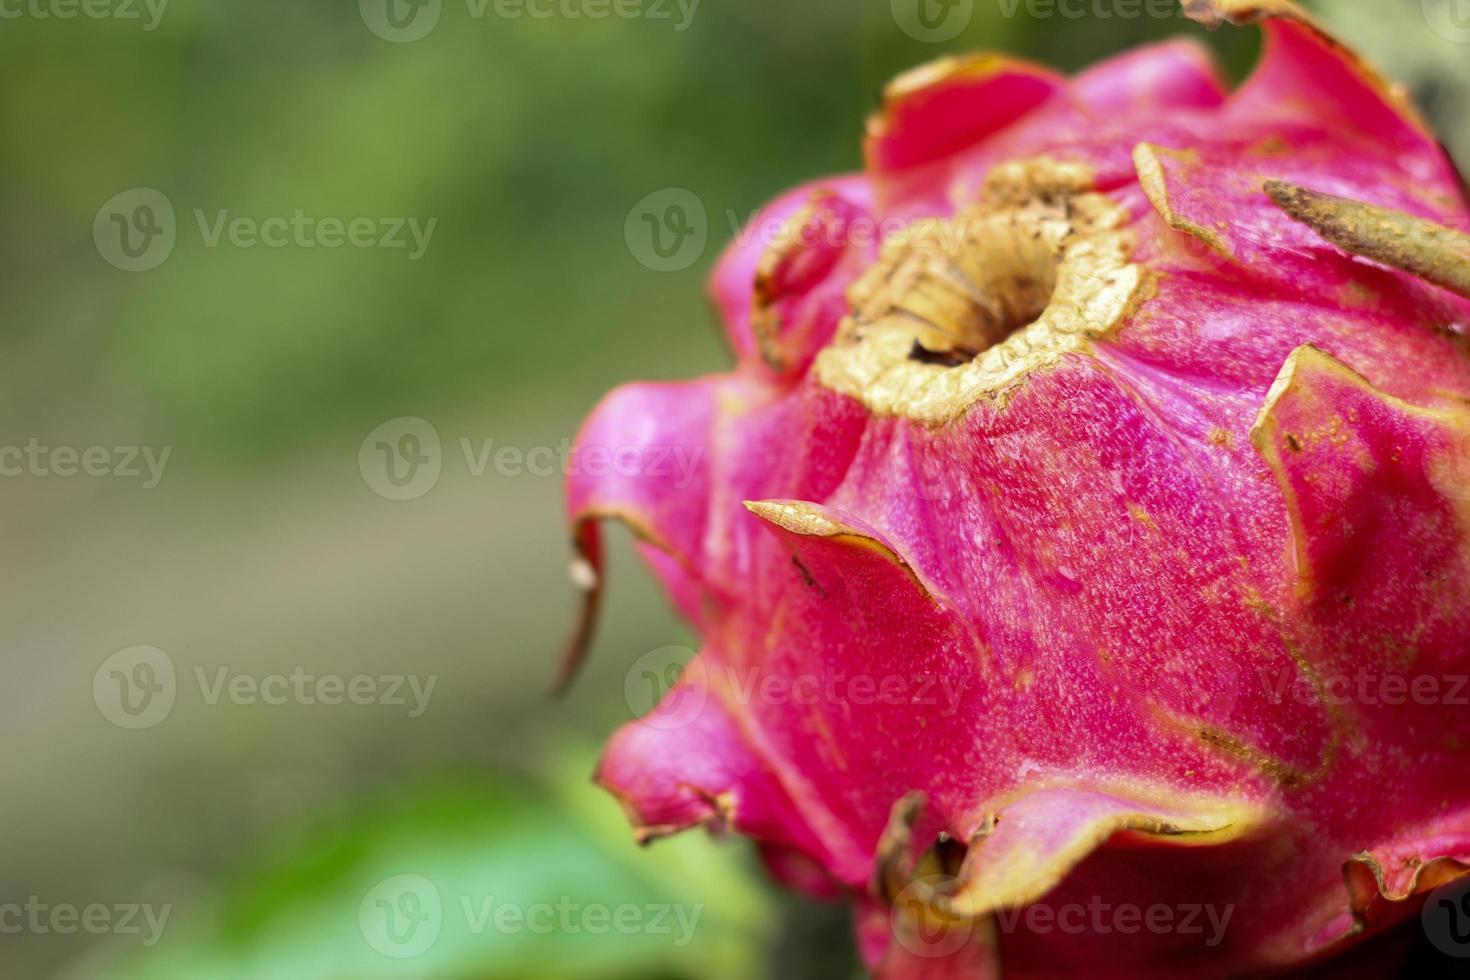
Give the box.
[562,1,1470,975]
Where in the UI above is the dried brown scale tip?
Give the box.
[552,520,604,697]
[1182,0,1306,27]
[1265,180,1470,302]
[1344,851,1470,929]
[874,790,927,902]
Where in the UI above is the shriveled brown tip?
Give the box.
[1182,0,1311,29]
[551,518,604,698]
[1265,180,1470,302]
[874,791,928,901]
[1343,851,1470,931]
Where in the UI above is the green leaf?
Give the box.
[97,747,772,980]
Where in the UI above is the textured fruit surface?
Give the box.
[564,1,1470,975]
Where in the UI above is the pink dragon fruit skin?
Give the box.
[563,1,1470,976]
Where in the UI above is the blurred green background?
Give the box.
[0,0,1462,976]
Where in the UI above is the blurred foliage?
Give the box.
[97,749,772,980]
[0,0,1262,463]
[1319,0,1470,169]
